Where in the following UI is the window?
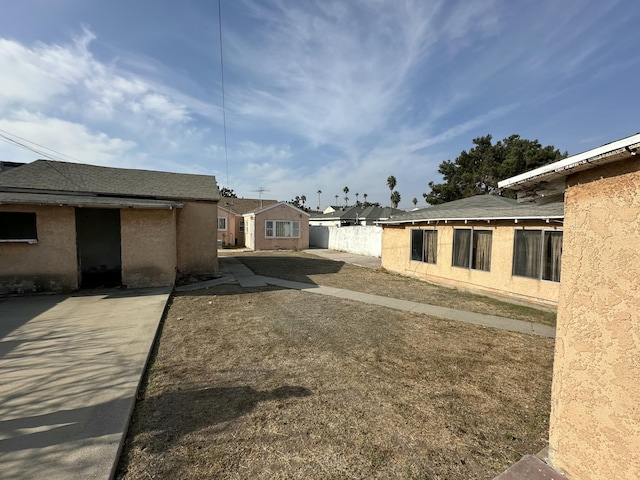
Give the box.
[512,230,562,282]
[218,217,227,230]
[239,220,245,232]
[265,220,300,238]
[452,229,492,271]
[0,212,37,243]
[411,229,437,264]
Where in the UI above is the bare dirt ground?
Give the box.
[230,251,557,327]
[117,254,555,480]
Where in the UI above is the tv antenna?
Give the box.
[251,187,270,208]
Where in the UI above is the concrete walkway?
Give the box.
[0,287,171,480]
[212,257,555,338]
[303,248,382,269]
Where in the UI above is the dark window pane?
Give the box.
[542,231,563,282]
[424,230,437,264]
[411,229,424,261]
[472,230,492,271]
[452,229,471,268]
[0,212,37,240]
[513,230,542,278]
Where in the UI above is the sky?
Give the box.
[1,0,639,209]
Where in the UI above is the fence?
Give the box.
[309,225,382,257]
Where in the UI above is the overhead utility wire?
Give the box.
[0,128,84,163]
[218,0,229,187]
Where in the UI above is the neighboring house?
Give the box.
[310,205,403,227]
[0,160,220,293]
[499,132,640,480]
[217,198,278,247]
[378,195,564,306]
[243,201,309,251]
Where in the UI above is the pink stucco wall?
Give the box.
[246,204,309,251]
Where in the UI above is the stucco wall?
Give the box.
[217,207,243,246]
[252,205,309,251]
[177,201,219,274]
[548,159,640,479]
[0,204,78,293]
[381,221,561,305]
[120,208,177,288]
[310,225,382,257]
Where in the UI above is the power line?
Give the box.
[0,128,84,163]
[218,0,229,188]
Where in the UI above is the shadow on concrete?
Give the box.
[0,396,131,453]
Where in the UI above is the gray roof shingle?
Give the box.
[378,195,563,224]
[0,160,220,201]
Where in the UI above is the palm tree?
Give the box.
[391,190,401,208]
[386,175,396,192]
[363,193,368,205]
[343,186,349,206]
[412,197,418,207]
[344,196,349,206]
[335,194,339,205]
[387,175,397,207]
[317,189,322,210]
[355,192,359,205]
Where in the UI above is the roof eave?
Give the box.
[498,133,640,191]
[379,215,564,226]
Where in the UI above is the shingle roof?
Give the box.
[0,191,183,209]
[219,198,278,215]
[0,160,220,201]
[378,195,563,224]
[311,205,404,221]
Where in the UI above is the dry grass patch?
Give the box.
[117,284,554,479]
[229,251,557,327]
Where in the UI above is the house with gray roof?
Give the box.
[378,194,564,306]
[0,160,220,293]
[310,205,404,227]
[217,197,278,247]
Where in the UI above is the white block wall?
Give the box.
[309,225,382,257]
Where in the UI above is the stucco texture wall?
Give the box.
[381,221,561,305]
[177,201,219,274]
[549,159,640,479]
[253,205,309,251]
[0,205,77,293]
[120,208,177,288]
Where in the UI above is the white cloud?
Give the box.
[0,112,136,167]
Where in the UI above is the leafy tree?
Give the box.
[390,191,401,208]
[423,134,567,205]
[219,187,237,197]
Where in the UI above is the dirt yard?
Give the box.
[117,254,555,479]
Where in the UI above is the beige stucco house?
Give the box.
[379,195,563,306]
[217,198,278,247]
[499,132,640,479]
[243,201,309,251]
[0,160,220,293]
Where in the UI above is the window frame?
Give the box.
[512,229,562,283]
[217,216,227,231]
[452,228,492,271]
[0,212,38,244]
[265,220,301,238]
[410,229,438,264]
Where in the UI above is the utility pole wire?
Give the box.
[218,0,229,188]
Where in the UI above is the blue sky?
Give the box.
[1,1,638,209]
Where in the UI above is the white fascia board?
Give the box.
[499,132,640,190]
[380,215,564,225]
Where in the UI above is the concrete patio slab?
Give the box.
[0,287,171,480]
